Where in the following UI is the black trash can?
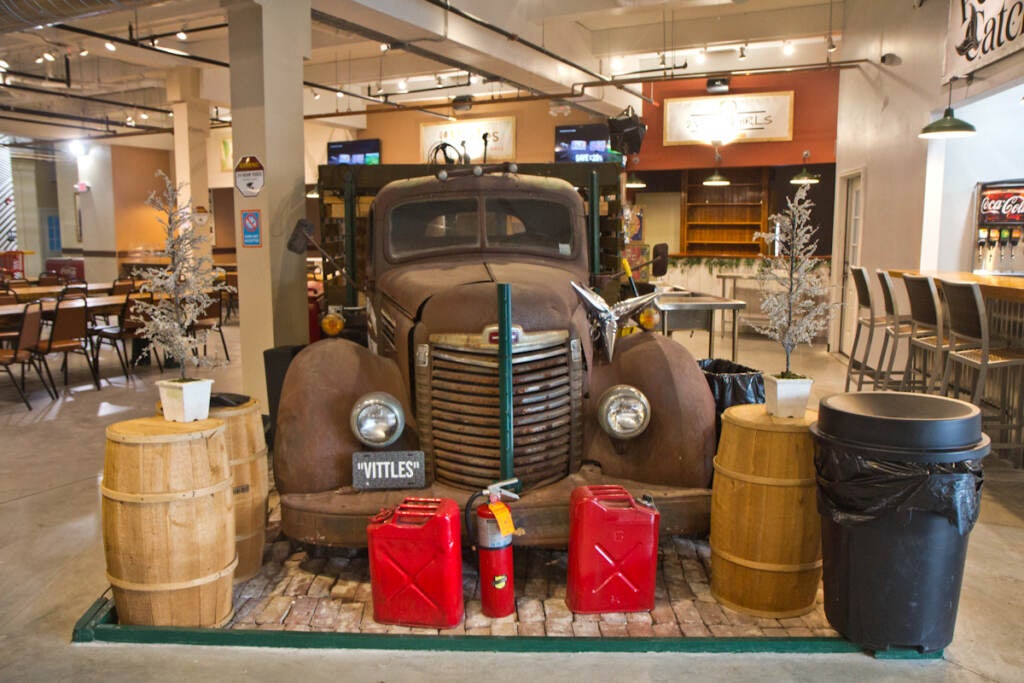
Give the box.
[697,358,765,446]
[810,392,989,653]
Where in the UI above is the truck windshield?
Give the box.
[388,196,574,259]
[485,198,574,257]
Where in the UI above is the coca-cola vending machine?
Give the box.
[974,180,1024,275]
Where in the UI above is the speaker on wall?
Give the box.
[608,106,647,156]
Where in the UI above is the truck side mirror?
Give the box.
[651,243,669,277]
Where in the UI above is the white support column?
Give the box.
[227,0,311,408]
[167,68,213,258]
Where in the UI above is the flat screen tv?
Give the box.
[327,138,381,165]
[554,123,622,163]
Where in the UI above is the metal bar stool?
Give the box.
[874,269,913,389]
[900,274,946,394]
[844,266,884,391]
[939,278,1024,464]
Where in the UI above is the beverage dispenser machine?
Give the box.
[975,180,1024,275]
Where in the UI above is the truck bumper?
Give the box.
[280,464,710,548]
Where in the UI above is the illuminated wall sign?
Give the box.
[663,91,794,145]
[945,1,1024,81]
[420,116,515,162]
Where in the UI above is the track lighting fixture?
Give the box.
[738,45,747,60]
[176,28,188,41]
[104,41,116,52]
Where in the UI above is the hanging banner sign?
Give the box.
[945,1,1024,81]
[241,210,262,248]
[420,116,515,163]
[234,155,265,197]
[663,91,794,145]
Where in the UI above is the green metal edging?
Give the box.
[72,594,940,657]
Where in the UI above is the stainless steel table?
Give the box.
[656,292,746,360]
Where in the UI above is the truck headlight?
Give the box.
[350,392,404,447]
[597,385,651,439]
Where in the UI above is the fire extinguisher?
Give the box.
[465,478,520,618]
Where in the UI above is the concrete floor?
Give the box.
[1,323,1022,682]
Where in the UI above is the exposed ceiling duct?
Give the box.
[0,0,163,36]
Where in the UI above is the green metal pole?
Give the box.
[344,171,357,307]
[589,170,600,276]
[498,283,514,481]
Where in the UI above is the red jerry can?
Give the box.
[367,497,464,628]
[566,485,660,613]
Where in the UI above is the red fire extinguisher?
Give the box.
[467,478,520,618]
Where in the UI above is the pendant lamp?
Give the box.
[625,174,647,189]
[919,77,976,139]
[703,147,730,186]
[790,150,820,185]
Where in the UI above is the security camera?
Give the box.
[880,53,902,66]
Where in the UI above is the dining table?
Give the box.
[0,294,129,322]
[8,282,116,301]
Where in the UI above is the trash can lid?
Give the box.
[815,392,983,452]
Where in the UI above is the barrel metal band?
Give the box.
[107,555,239,592]
[711,545,822,573]
[713,457,816,487]
[229,447,268,467]
[101,477,232,503]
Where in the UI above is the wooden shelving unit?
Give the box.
[681,168,769,257]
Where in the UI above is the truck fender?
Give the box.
[584,333,716,488]
[274,338,418,494]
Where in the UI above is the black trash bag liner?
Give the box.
[697,358,765,414]
[816,446,984,536]
[210,392,250,407]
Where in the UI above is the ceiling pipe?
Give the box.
[0,103,163,130]
[0,0,163,35]
[569,59,872,98]
[0,112,110,135]
[1,81,172,115]
[133,22,228,45]
[418,0,652,104]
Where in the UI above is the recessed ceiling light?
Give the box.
[695,49,706,65]
[335,90,344,98]
[104,41,116,52]
[397,79,408,92]
[139,112,149,120]
[783,41,795,56]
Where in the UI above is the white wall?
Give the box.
[75,146,118,281]
[925,80,1024,272]
[55,152,79,252]
[11,158,43,277]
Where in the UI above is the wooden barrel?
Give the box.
[209,399,268,582]
[158,399,269,582]
[102,417,236,627]
[709,403,821,618]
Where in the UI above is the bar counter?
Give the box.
[891,270,1024,304]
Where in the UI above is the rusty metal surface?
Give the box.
[280,464,711,548]
[585,333,717,489]
[274,339,419,494]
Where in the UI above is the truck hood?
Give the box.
[378,260,584,328]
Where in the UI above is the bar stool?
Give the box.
[844,266,884,391]
[939,278,1024,464]
[900,274,946,394]
[874,270,913,389]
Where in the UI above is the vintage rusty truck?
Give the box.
[274,165,716,547]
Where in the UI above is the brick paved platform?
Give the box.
[229,535,839,639]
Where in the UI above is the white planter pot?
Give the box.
[764,375,814,418]
[156,378,214,422]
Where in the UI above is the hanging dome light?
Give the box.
[790,150,820,185]
[703,147,730,186]
[625,174,647,189]
[919,78,977,139]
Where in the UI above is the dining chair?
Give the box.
[939,278,1024,464]
[873,270,913,390]
[0,291,20,348]
[191,293,229,360]
[0,300,56,409]
[38,273,62,287]
[844,266,884,391]
[92,294,162,378]
[900,274,946,394]
[34,292,101,391]
[224,272,239,321]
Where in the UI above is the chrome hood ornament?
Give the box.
[571,281,657,361]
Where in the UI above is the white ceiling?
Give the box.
[0,0,845,144]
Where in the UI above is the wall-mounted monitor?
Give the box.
[554,123,622,163]
[327,138,381,165]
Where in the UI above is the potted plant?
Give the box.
[133,172,232,422]
[753,185,837,417]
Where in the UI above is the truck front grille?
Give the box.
[415,331,583,491]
